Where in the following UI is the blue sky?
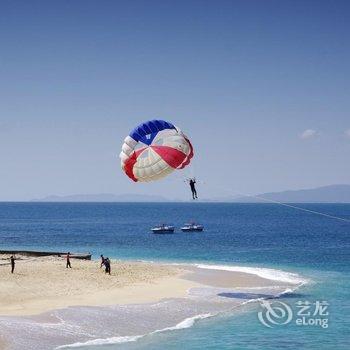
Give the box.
[0,0,349,200]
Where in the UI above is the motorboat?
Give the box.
[181,223,204,232]
[151,224,175,234]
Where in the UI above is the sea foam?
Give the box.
[56,335,143,348]
[153,313,212,332]
[193,263,309,285]
[55,313,212,349]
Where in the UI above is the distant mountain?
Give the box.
[234,185,350,203]
[31,185,350,203]
[31,193,170,202]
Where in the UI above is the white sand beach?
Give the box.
[0,254,286,317]
[0,255,195,316]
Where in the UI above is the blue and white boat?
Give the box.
[181,223,204,232]
[151,224,175,234]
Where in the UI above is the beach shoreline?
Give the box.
[0,254,299,317]
[0,254,304,350]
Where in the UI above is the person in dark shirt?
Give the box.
[10,255,15,273]
[104,257,111,275]
[189,178,198,200]
[66,252,72,268]
[100,254,105,268]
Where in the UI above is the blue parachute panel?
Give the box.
[129,120,176,143]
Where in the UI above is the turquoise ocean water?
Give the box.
[0,203,349,349]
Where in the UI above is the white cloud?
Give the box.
[345,129,350,138]
[300,129,318,139]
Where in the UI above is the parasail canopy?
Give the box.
[120,119,193,182]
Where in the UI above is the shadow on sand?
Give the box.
[218,292,275,300]
[217,292,310,300]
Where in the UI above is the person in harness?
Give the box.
[189,178,198,200]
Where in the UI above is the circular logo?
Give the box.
[258,300,293,328]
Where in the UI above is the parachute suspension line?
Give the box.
[182,158,196,181]
[201,182,350,224]
[235,192,350,224]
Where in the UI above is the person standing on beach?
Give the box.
[10,255,15,273]
[66,252,72,268]
[104,257,111,275]
[100,254,105,268]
